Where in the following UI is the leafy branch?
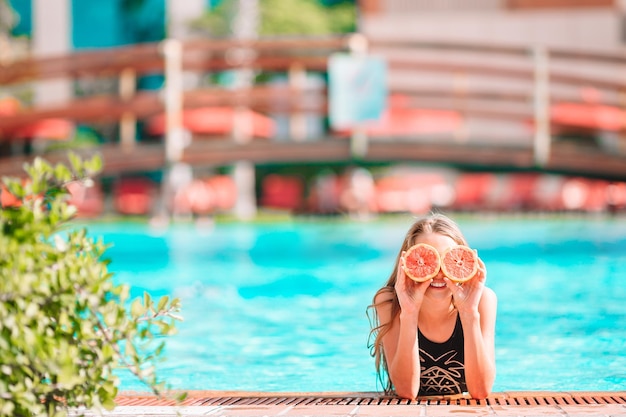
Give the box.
[0,152,184,417]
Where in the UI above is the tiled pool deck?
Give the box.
[71,391,626,416]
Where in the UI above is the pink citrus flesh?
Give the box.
[441,245,478,283]
[402,243,441,282]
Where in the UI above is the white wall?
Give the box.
[167,0,206,39]
[32,0,72,105]
[362,9,624,52]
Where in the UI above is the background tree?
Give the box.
[0,0,17,63]
[0,0,15,31]
[190,0,356,38]
[0,153,183,417]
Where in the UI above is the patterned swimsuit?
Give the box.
[417,314,467,396]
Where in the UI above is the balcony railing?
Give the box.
[1,36,625,179]
[374,0,614,13]
[382,0,505,12]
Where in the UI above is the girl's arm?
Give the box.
[375,261,431,400]
[459,287,497,400]
[375,294,421,399]
[446,258,497,399]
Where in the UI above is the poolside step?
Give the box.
[115,391,626,407]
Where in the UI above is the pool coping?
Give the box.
[77,390,626,416]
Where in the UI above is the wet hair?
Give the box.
[366,213,468,394]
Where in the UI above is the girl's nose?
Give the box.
[435,268,445,279]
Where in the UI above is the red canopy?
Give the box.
[146,106,276,139]
[362,107,463,136]
[11,118,75,140]
[1,97,75,141]
[334,94,463,137]
[551,102,626,131]
[0,97,21,116]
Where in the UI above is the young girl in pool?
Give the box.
[368,213,497,400]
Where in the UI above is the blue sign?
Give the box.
[328,53,387,129]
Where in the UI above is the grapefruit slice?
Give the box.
[402,243,441,282]
[441,245,478,283]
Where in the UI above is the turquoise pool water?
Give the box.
[84,216,626,393]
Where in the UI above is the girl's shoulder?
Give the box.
[479,286,498,315]
[373,286,395,305]
[481,286,497,302]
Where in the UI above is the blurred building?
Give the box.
[3,0,626,218]
[360,0,626,52]
[357,0,626,160]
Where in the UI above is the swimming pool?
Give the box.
[84,215,626,393]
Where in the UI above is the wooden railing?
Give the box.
[0,37,347,140]
[1,35,626,179]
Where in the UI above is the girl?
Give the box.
[368,213,497,399]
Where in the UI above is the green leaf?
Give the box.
[130,299,144,319]
[157,295,170,311]
[5,181,24,199]
[54,164,73,183]
[101,396,116,411]
[143,291,152,310]
[67,151,82,173]
[84,154,103,174]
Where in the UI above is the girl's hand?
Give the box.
[444,254,487,316]
[395,251,432,316]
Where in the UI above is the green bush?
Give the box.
[0,153,183,417]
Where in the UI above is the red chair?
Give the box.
[114,177,156,216]
[451,173,496,211]
[260,174,304,211]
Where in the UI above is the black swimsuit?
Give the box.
[418,314,467,396]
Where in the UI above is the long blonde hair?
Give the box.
[367,213,469,394]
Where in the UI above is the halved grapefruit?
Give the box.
[402,243,441,282]
[440,245,478,283]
